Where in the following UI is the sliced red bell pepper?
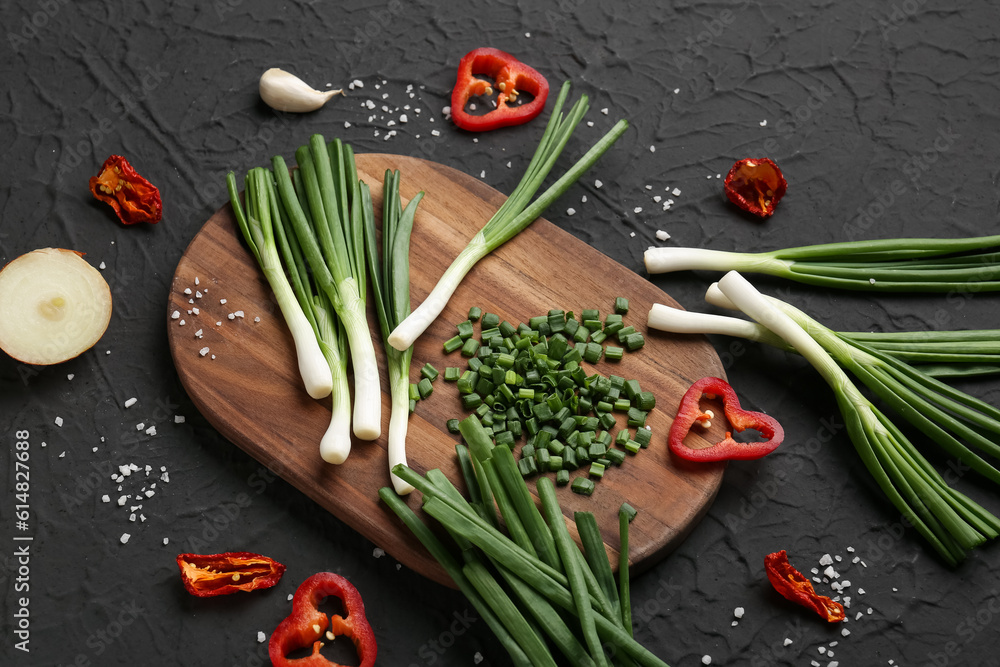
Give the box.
[269,572,377,667]
[765,550,845,622]
[175,551,285,597]
[668,376,783,462]
[89,154,163,225]
[450,47,549,132]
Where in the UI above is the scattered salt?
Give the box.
[595,179,603,188]
[54,416,63,427]
[124,397,137,408]
[656,230,670,241]
[566,208,576,216]
[819,554,833,566]
[171,310,180,319]
[372,548,385,558]
[120,533,130,544]
[199,347,210,357]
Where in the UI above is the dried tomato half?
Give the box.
[89,155,162,225]
[175,551,285,597]
[765,550,845,622]
[723,157,787,218]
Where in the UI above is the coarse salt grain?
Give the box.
[120,533,131,544]
[102,494,110,503]
[819,554,833,566]
[257,631,266,643]
[655,230,670,241]
[672,187,681,196]
[175,415,185,424]
[54,416,63,427]
[145,426,157,436]
[734,607,744,618]
[199,347,210,357]
[701,656,711,665]
[373,548,385,558]
[633,207,643,214]
[124,397,137,408]
[595,179,603,188]
[783,638,793,646]
[171,310,180,319]
[566,208,576,216]
[99,261,106,269]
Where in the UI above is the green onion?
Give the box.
[538,477,607,667]
[645,235,1000,292]
[227,170,333,401]
[271,137,383,440]
[377,488,534,667]
[229,168,355,463]
[619,504,635,635]
[714,271,1000,564]
[362,168,425,491]
[387,83,628,350]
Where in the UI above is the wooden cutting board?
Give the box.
[167,153,726,588]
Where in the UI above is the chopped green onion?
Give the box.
[614,297,629,314]
[571,477,595,496]
[605,346,624,361]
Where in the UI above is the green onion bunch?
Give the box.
[227,167,352,463]
[650,273,1000,565]
[380,414,668,667]
[271,135,382,443]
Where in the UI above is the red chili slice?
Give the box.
[668,376,783,462]
[450,47,549,132]
[269,572,377,667]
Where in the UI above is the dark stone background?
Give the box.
[2,0,999,665]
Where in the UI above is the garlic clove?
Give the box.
[258,68,343,113]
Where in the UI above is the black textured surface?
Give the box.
[2,1,1000,665]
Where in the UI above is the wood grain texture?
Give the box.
[167,153,726,588]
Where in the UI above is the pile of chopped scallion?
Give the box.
[410,299,656,496]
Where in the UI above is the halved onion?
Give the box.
[0,248,113,365]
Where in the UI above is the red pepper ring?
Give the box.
[269,572,377,667]
[450,47,550,132]
[175,551,286,598]
[765,550,846,622]
[668,376,784,462]
[88,155,162,225]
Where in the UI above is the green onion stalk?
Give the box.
[226,169,333,401]
[363,169,425,494]
[272,136,382,441]
[698,272,1000,565]
[387,82,629,351]
[645,235,1000,292]
[648,301,1000,379]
